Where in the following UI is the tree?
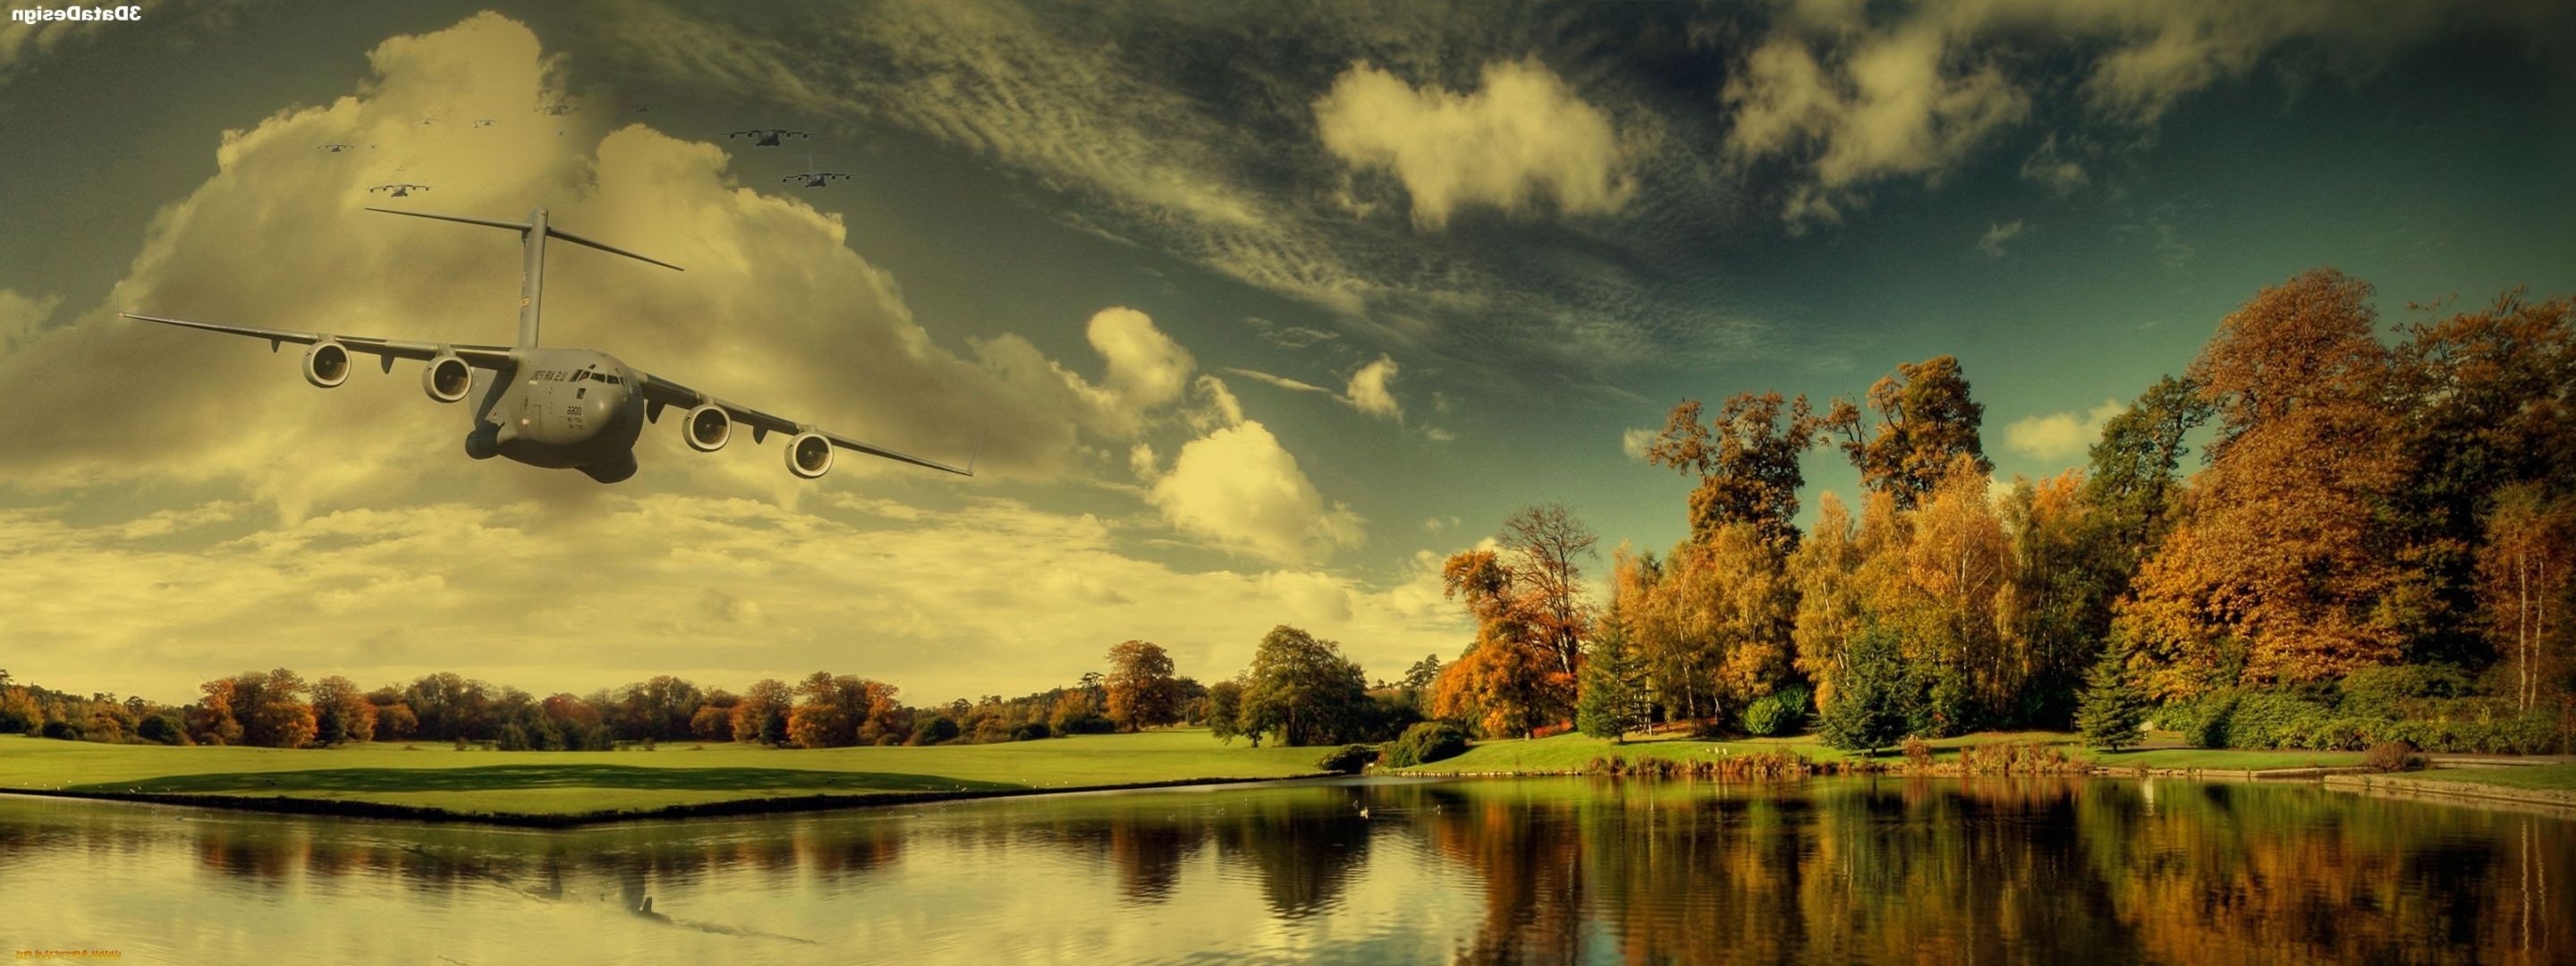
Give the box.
[1646,391,1826,547]
[311,675,377,746]
[2075,634,2148,751]
[733,678,792,746]
[1790,493,1868,708]
[237,668,317,750]
[1207,679,1247,744]
[1400,655,1443,692]
[788,672,857,749]
[1817,624,1912,756]
[2480,485,2576,714]
[1825,355,1991,510]
[187,677,243,746]
[2124,270,2408,693]
[2080,376,2214,572]
[1499,504,1599,681]
[1434,510,1597,737]
[1105,640,1183,732]
[1240,626,1370,747]
[1575,608,1645,742]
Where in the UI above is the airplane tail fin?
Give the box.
[366,207,682,348]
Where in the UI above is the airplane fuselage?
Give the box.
[468,348,645,477]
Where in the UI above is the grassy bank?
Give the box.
[0,730,1326,819]
[2405,763,2576,792]
[1394,730,2370,775]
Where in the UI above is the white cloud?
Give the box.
[1976,219,2026,259]
[1141,420,1365,566]
[1621,427,1658,462]
[1421,515,1461,533]
[0,13,1217,520]
[2003,400,2126,462]
[1343,354,1402,421]
[1314,58,1633,229]
[1222,367,1333,395]
[2019,134,2089,195]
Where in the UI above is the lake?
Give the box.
[2,776,2568,963]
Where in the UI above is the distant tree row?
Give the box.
[1,640,1204,750]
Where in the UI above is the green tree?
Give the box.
[1240,626,1370,747]
[1206,679,1247,744]
[1825,355,1992,510]
[1647,390,1827,547]
[2076,635,2148,751]
[732,678,792,746]
[1817,624,1911,756]
[1575,610,1645,742]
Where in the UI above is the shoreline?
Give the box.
[2322,773,2576,814]
[0,774,1322,828]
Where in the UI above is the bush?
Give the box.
[2364,741,2424,773]
[2339,665,2471,718]
[39,719,83,741]
[1383,721,1470,767]
[1901,736,1933,770]
[1009,722,1053,741]
[1316,744,1377,775]
[1741,687,1810,738]
[136,713,188,746]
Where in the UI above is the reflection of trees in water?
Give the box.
[1213,793,1373,919]
[1406,778,2572,964]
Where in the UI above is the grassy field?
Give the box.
[1395,730,2369,775]
[0,729,1328,818]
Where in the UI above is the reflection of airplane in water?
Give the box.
[725,128,810,148]
[121,207,976,485]
[780,155,851,189]
[369,183,432,197]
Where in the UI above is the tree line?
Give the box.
[1419,269,2572,755]
[0,640,1204,750]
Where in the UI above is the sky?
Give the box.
[3,0,2572,706]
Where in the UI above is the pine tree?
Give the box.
[1818,624,1911,756]
[1576,615,1645,742]
[2076,635,2148,751]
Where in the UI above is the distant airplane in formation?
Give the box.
[369,183,432,197]
[725,128,810,147]
[121,207,975,484]
[317,143,363,153]
[781,155,851,189]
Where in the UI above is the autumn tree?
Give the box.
[310,675,377,746]
[187,677,243,746]
[1825,355,1991,510]
[1789,493,1868,708]
[2123,270,2408,693]
[1435,506,1600,737]
[1888,454,2014,733]
[1647,391,1826,547]
[788,672,859,749]
[236,668,317,750]
[2481,485,2576,713]
[1240,626,1370,746]
[1997,471,2111,728]
[733,678,792,746]
[1105,640,1183,732]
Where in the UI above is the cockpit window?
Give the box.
[572,369,591,383]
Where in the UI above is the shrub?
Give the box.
[1741,687,1810,738]
[911,716,961,746]
[1009,722,1053,742]
[1901,736,1933,770]
[2339,665,2471,718]
[39,719,83,741]
[1316,744,1377,775]
[1384,721,1470,767]
[135,713,188,746]
[2364,741,2423,773]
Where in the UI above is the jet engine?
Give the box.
[785,431,833,479]
[303,339,351,388]
[683,403,732,452]
[422,353,472,403]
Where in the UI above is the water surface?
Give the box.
[2,776,2567,964]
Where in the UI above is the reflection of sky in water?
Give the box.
[0,778,2568,964]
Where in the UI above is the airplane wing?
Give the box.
[637,371,973,476]
[120,312,516,369]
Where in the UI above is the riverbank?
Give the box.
[1391,731,2370,777]
[2324,763,2576,812]
[0,730,1330,824]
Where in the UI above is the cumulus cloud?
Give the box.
[1139,415,1366,566]
[2004,400,2126,462]
[0,13,1206,518]
[1343,354,1402,420]
[1976,220,2026,259]
[1314,58,1633,229]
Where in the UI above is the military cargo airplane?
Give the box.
[369,183,432,197]
[121,207,974,484]
[781,155,851,189]
[725,128,810,147]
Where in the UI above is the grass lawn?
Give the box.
[0,729,1327,817]
[2404,763,2576,792]
[2081,747,2365,770]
